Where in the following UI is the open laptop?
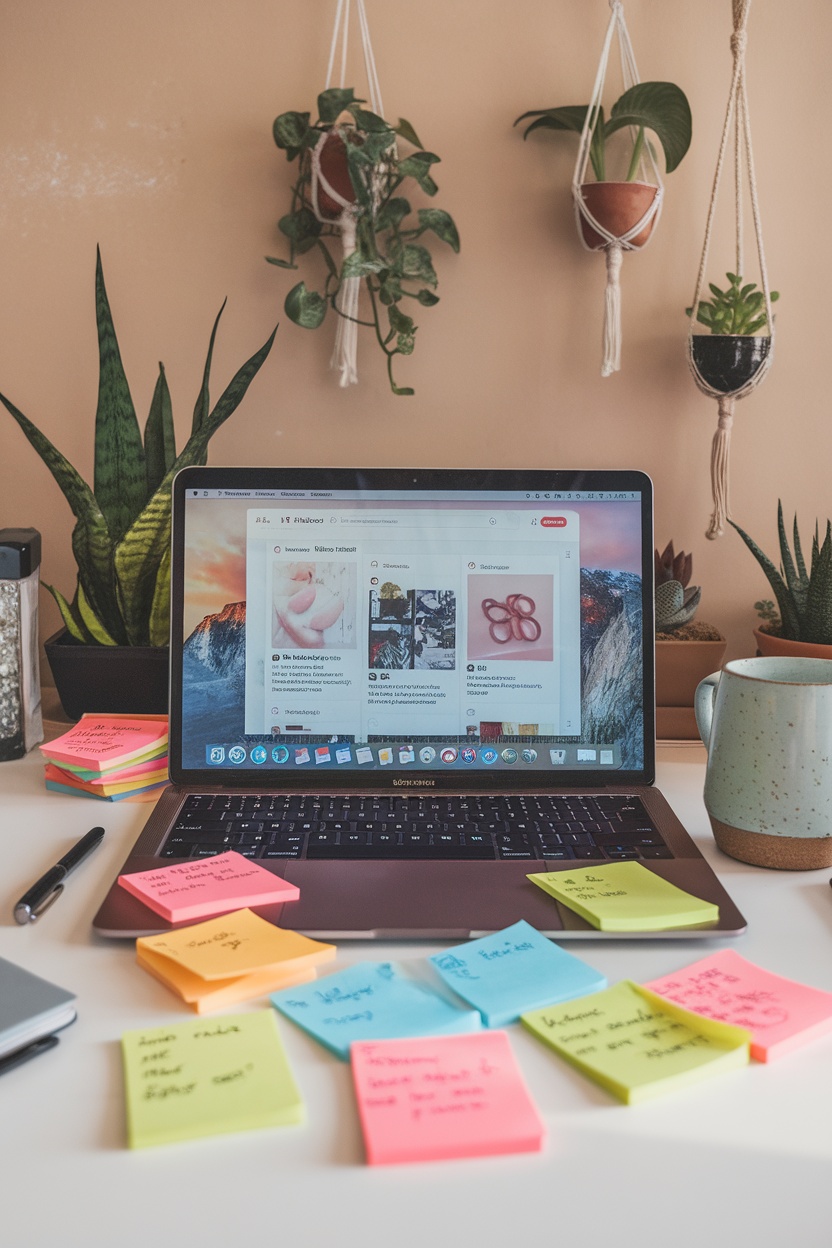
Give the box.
[93,466,745,940]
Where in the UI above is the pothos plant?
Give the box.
[268,87,459,396]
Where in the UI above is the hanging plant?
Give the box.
[515,2,691,377]
[268,87,459,396]
[687,273,780,393]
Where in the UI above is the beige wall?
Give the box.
[0,0,827,666]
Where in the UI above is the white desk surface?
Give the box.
[1,744,830,1248]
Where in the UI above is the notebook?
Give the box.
[92,467,746,940]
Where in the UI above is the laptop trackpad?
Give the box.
[278,860,564,940]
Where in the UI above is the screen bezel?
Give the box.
[169,466,655,790]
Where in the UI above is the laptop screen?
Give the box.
[169,468,653,789]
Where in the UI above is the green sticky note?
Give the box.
[522,980,750,1104]
[527,861,719,931]
[122,1010,304,1148]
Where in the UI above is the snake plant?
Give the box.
[0,250,276,647]
[730,503,832,645]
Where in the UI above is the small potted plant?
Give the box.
[654,541,726,739]
[730,503,832,659]
[687,272,779,395]
[0,250,276,719]
[269,87,459,396]
[515,82,692,250]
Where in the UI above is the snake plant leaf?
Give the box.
[415,208,460,253]
[605,82,692,174]
[77,580,118,645]
[729,519,801,640]
[190,300,226,466]
[46,582,89,643]
[144,363,175,497]
[777,501,808,620]
[805,522,832,644]
[148,543,171,648]
[93,247,148,543]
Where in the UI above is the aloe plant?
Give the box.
[515,82,692,182]
[730,504,832,645]
[268,86,459,396]
[687,272,779,335]
[0,250,276,647]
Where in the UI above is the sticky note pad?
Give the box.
[528,861,719,931]
[136,909,336,1013]
[41,713,168,769]
[645,949,832,1062]
[522,979,749,1104]
[271,962,482,1060]
[121,1010,304,1148]
[351,1031,545,1165]
[118,851,300,923]
[429,920,606,1027]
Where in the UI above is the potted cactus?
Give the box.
[654,541,726,739]
[687,273,779,395]
[0,250,276,719]
[730,504,832,659]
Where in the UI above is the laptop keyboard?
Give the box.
[160,793,672,863]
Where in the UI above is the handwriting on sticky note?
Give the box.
[429,920,606,1027]
[528,862,719,931]
[351,1031,545,1164]
[645,949,832,1062]
[138,909,334,981]
[118,851,300,922]
[122,1010,303,1147]
[522,980,749,1103]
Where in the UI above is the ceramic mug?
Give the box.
[695,656,832,870]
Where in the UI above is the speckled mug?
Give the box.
[695,657,832,869]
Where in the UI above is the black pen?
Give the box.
[13,826,106,924]
[0,1034,60,1076]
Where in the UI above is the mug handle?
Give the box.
[694,671,721,750]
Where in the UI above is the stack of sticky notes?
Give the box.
[351,1031,546,1165]
[528,861,719,931]
[122,1010,304,1148]
[522,979,750,1103]
[40,713,168,802]
[118,850,300,924]
[136,909,335,1012]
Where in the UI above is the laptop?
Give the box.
[92,466,746,940]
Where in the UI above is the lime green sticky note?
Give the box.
[522,980,750,1104]
[527,861,719,931]
[122,1010,304,1148]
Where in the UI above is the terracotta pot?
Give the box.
[313,129,357,220]
[753,627,832,661]
[44,628,169,721]
[689,334,771,395]
[578,181,658,251]
[655,637,727,740]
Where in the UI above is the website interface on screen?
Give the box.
[180,488,645,774]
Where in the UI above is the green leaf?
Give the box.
[375,197,412,232]
[46,582,90,643]
[349,107,391,134]
[417,289,440,307]
[416,208,460,253]
[397,152,441,196]
[729,519,801,640]
[515,105,591,138]
[606,82,692,173]
[391,383,415,396]
[279,207,321,245]
[318,87,359,124]
[805,522,832,644]
[285,281,328,329]
[189,300,224,467]
[394,117,423,148]
[148,542,171,647]
[266,256,297,269]
[388,304,414,335]
[398,244,438,287]
[341,251,386,280]
[144,363,175,498]
[77,580,118,645]
[273,111,311,153]
[93,247,148,543]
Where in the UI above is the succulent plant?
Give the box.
[686,272,779,335]
[730,504,832,645]
[654,541,701,632]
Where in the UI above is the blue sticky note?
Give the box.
[271,961,482,1060]
[428,920,607,1027]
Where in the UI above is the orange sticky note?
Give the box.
[351,1031,545,1165]
[118,851,299,922]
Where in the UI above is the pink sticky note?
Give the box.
[118,851,299,923]
[351,1030,545,1165]
[645,949,832,1062]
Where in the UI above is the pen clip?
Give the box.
[29,882,64,921]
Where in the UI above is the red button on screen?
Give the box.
[541,516,567,528]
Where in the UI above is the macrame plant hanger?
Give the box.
[574,0,664,377]
[688,0,774,539]
[311,0,386,387]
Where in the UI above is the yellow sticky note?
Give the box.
[522,980,750,1104]
[527,862,719,931]
[136,909,336,1012]
[122,1010,303,1148]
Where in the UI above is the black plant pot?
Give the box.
[690,334,771,395]
[44,629,169,721]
